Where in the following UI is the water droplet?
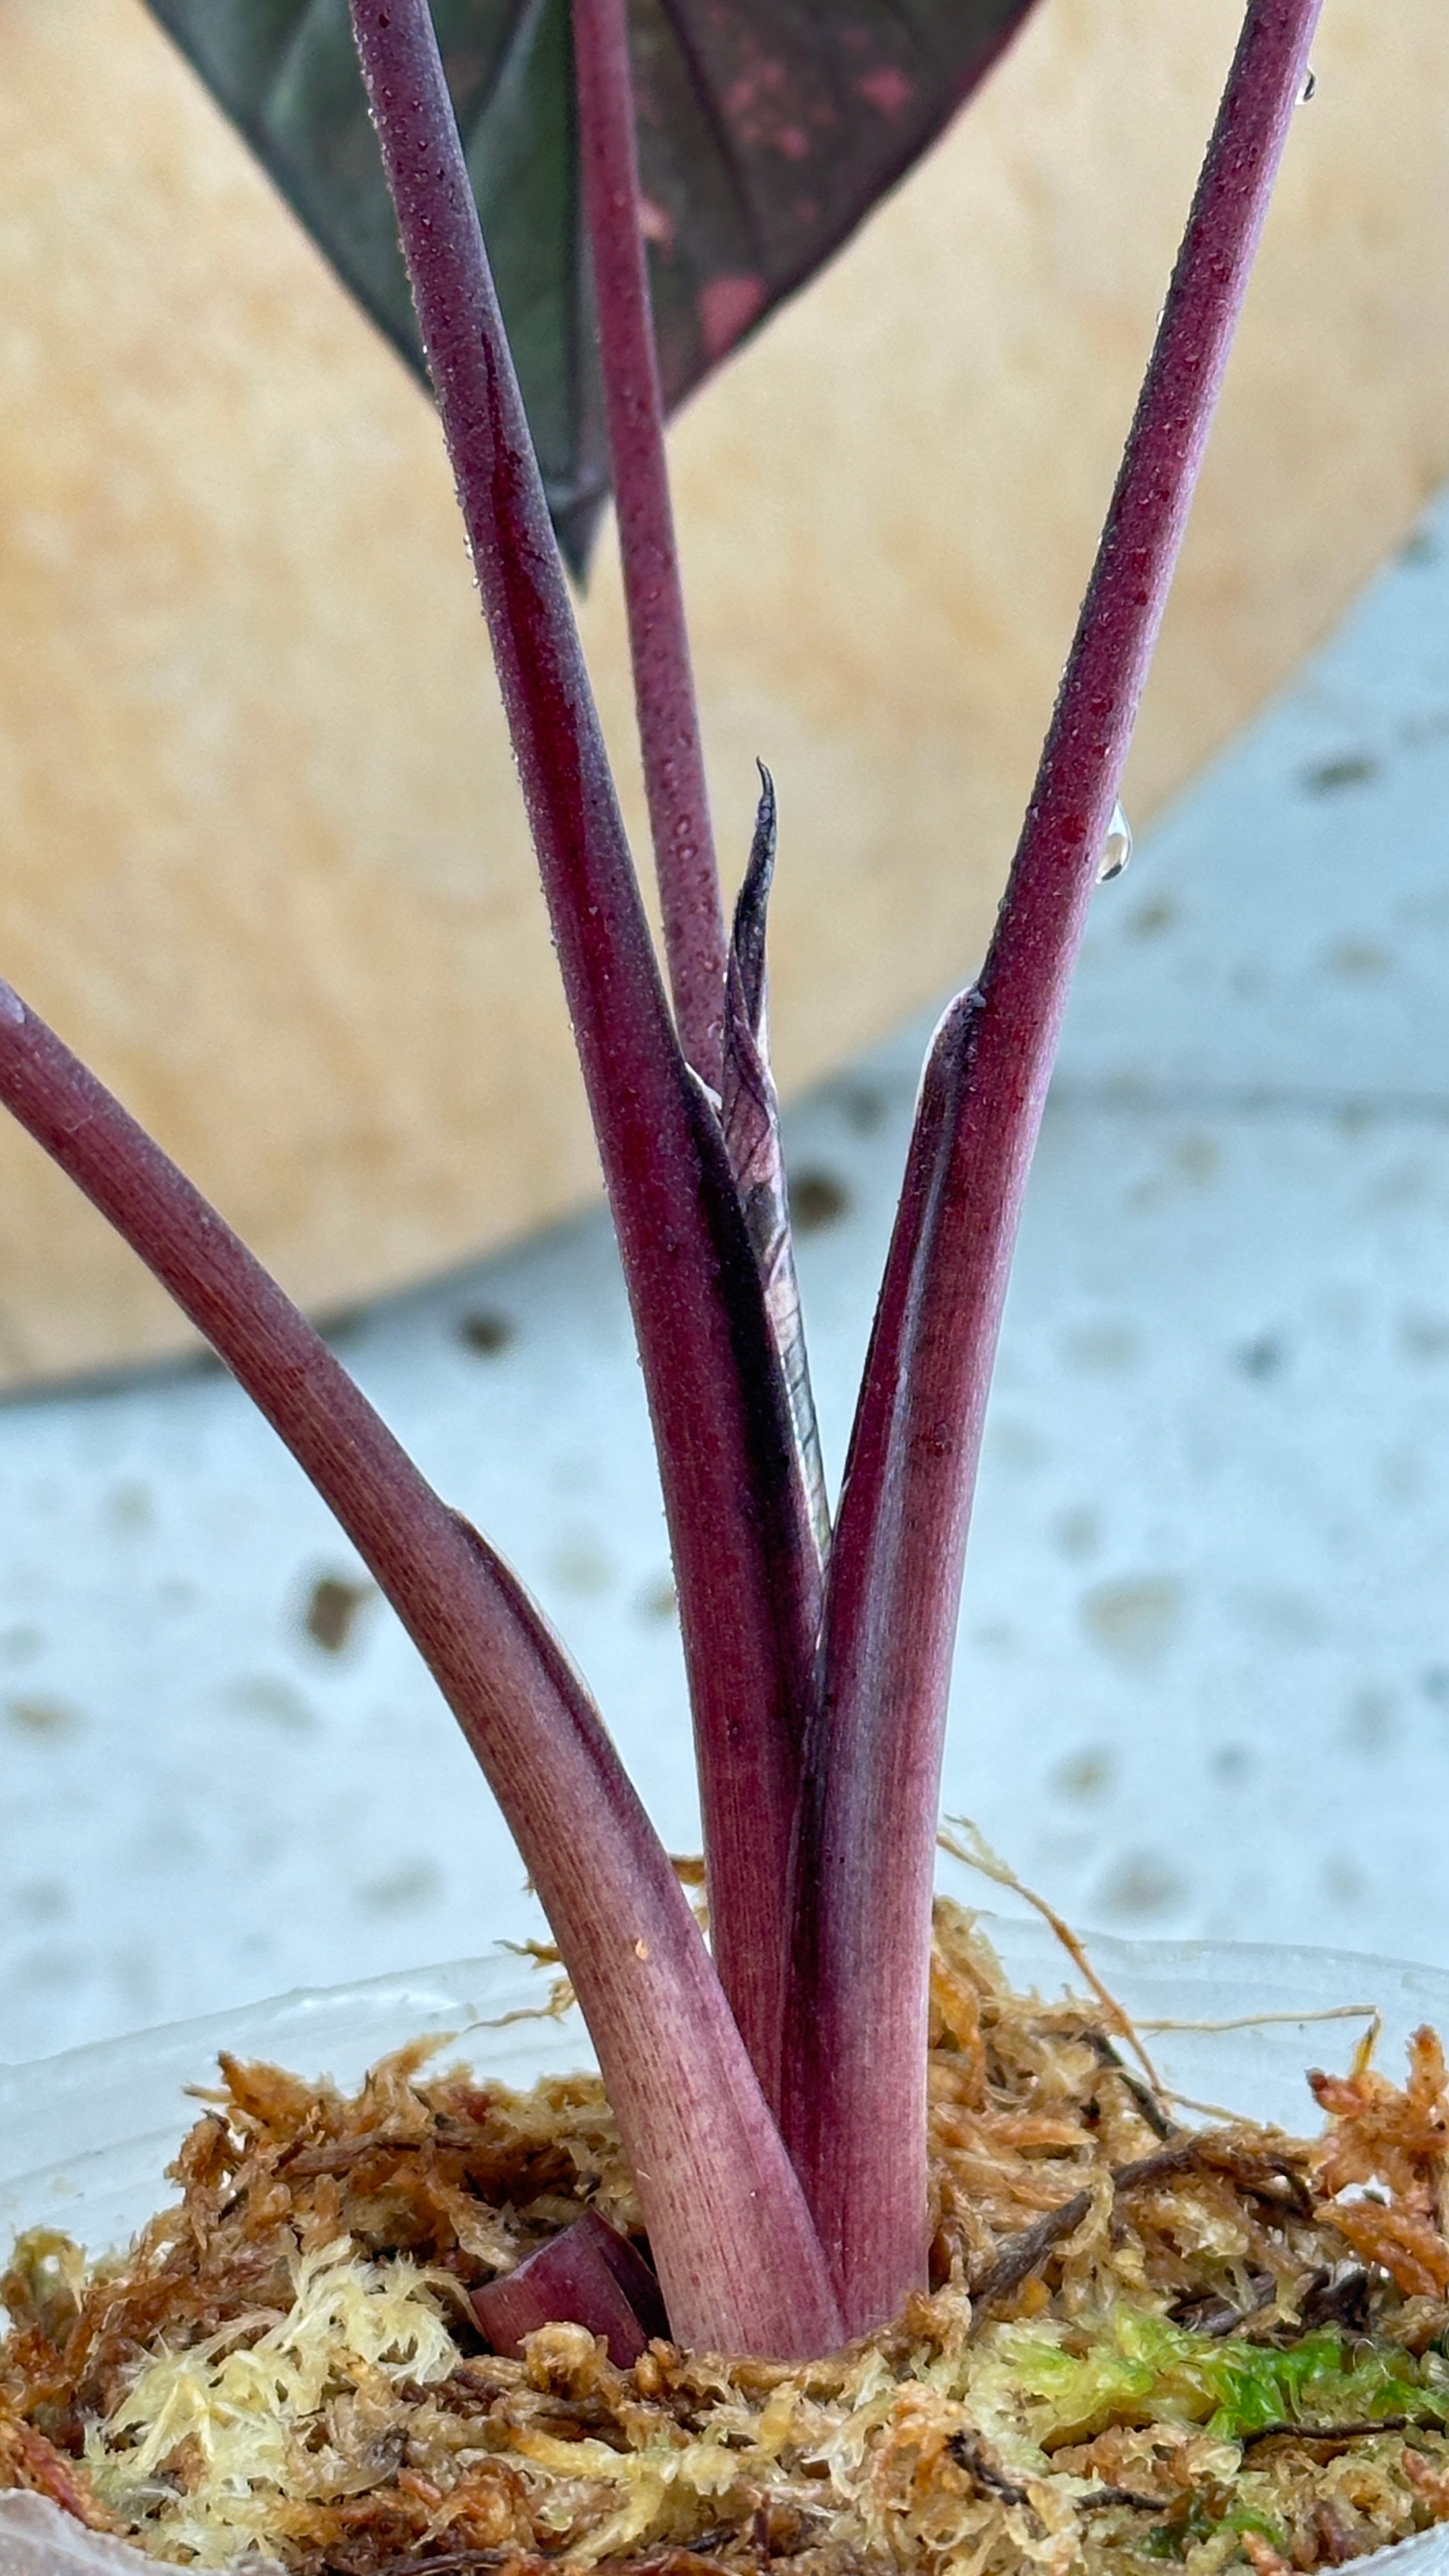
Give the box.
[1298,65,1316,103]
[0,982,24,1026]
[1096,801,1132,882]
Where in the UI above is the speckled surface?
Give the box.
[3,493,1449,2066]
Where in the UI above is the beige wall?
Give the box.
[0,0,1445,1384]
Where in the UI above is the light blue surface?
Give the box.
[3,491,1449,2064]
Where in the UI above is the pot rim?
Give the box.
[6,1916,1449,2246]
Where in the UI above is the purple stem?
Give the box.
[0,985,841,2359]
[785,0,1323,2336]
[348,0,817,2102]
[781,1000,974,2319]
[572,0,728,1092]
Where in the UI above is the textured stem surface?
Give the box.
[0,984,841,2358]
[786,0,1323,2334]
[573,0,727,1089]
[348,0,818,2101]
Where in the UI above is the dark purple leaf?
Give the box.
[473,2211,670,2363]
[139,0,1043,565]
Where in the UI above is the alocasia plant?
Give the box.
[0,0,1321,2358]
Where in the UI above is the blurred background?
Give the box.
[3,0,1449,2060]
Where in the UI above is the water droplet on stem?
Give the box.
[1096,801,1133,883]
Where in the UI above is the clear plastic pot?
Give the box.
[4,1925,1449,2575]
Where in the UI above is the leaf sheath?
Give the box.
[348,0,818,2104]
[781,995,975,2322]
[786,0,1324,2336]
[0,981,841,2359]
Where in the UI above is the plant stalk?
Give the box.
[572,0,728,1092]
[0,981,841,2358]
[348,0,820,2103]
[785,0,1324,2335]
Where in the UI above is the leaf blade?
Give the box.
[142,0,1041,560]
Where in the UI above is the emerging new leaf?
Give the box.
[721,769,829,1561]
